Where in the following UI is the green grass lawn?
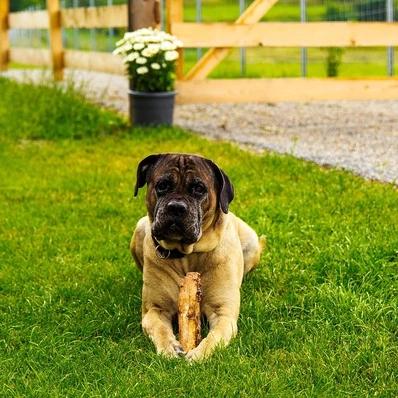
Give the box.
[1,78,398,397]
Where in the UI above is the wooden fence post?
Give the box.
[128,0,160,31]
[127,0,162,124]
[0,0,10,71]
[47,0,64,80]
[167,0,184,79]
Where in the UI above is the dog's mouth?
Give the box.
[152,220,200,245]
[151,223,202,256]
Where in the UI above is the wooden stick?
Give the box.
[178,272,202,352]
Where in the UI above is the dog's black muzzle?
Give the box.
[152,198,201,244]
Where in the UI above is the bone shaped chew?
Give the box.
[178,272,202,352]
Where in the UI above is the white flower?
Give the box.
[116,38,126,46]
[136,66,148,74]
[164,50,179,61]
[136,28,153,36]
[112,47,123,55]
[148,43,160,51]
[136,57,147,64]
[141,48,151,57]
[142,47,158,57]
[133,42,145,50]
[144,35,161,43]
[124,52,139,62]
[160,41,177,51]
[162,63,166,68]
[124,42,133,51]
[113,41,135,55]
[151,63,161,70]
[124,31,138,39]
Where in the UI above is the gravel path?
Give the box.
[2,69,398,185]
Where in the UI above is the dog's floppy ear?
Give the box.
[134,154,163,196]
[206,159,234,214]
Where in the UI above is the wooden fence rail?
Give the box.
[173,22,398,48]
[61,5,127,28]
[9,10,48,29]
[176,78,398,103]
[0,0,397,103]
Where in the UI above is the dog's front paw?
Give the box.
[185,338,211,362]
[158,341,185,359]
[172,342,186,357]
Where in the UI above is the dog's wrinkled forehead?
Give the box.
[152,154,212,184]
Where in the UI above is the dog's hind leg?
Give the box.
[237,218,266,275]
[130,216,148,272]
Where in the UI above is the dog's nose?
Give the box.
[167,200,188,217]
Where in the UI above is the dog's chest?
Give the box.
[171,253,210,276]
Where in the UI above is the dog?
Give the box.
[130,153,265,361]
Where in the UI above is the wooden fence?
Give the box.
[0,1,128,78]
[1,0,398,103]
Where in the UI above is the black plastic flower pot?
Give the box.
[128,90,176,126]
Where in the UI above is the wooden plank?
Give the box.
[9,10,48,29]
[9,47,51,66]
[61,4,127,28]
[64,50,125,74]
[184,0,280,80]
[176,78,398,103]
[48,0,64,80]
[0,0,9,71]
[174,22,398,48]
[167,0,184,79]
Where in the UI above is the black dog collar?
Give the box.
[152,236,185,260]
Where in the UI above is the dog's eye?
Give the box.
[156,180,171,195]
[191,183,207,196]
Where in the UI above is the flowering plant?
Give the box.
[113,28,183,92]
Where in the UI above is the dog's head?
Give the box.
[134,153,234,252]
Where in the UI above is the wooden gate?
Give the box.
[168,0,398,103]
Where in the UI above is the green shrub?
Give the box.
[324,3,347,77]
[326,47,344,77]
[0,77,126,140]
[355,0,387,21]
